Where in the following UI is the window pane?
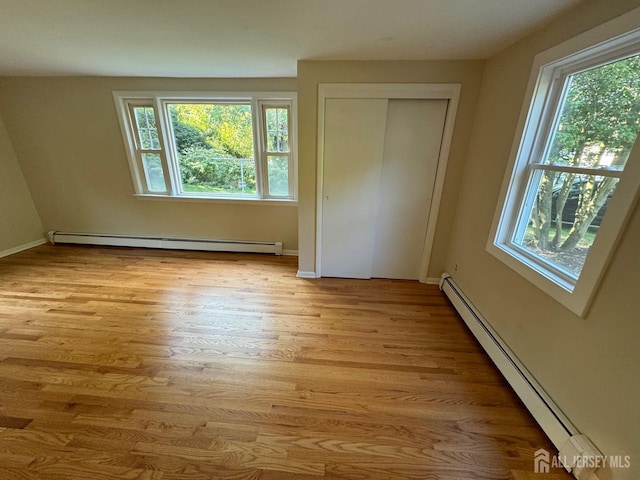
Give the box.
[134,107,160,149]
[265,107,289,152]
[544,54,640,171]
[141,153,166,192]
[514,170,618,277]
[167,103,257,195]
[267,155,289,196]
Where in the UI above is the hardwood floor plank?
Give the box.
[132,441,325,476]
[0,466,46,480]
[0,415,33,429]
[0,245,571,479]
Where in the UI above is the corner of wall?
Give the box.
[0,111,45,253]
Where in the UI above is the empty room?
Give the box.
[0,1,638,479]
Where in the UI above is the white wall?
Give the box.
[0,77,298,251]
[0,111,43,254]
[445,1,640,478]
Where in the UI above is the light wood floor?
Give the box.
[0,245,571,480]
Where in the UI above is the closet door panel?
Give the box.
[372,99,448,279]
[320,98,388,278]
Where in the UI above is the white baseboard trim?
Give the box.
[282,249,299,256]
[296,274,440,282]
[296,270,317,279]
[439,273,576,450]
[0,238,48,259]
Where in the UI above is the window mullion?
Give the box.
[253,98,267,199]
[254,100,271,198]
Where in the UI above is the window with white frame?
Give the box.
[114,92,297,201]
[488,26,640,316]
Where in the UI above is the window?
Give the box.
[488,26,640,316]
[261,105,292,197]
[114,92,297,201]
[129,104,167,193]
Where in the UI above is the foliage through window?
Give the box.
[513,54,640,278]
[490,28,640,314]
[169,103,256,195]
[114,93,296,201]
[263,106,291,197]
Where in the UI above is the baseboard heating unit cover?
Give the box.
[439,274,607,480]
[47,231,283,255]
[439,273,576,446]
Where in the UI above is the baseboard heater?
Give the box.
[47,231,283,255]
[440,274,604,480]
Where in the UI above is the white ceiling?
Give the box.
[0,0,584,78]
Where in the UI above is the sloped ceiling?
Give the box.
[0,0,583,77]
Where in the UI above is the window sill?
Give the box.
[133,194,298,206]
[497,242,576,292]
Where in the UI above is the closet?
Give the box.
[316,84,459,280]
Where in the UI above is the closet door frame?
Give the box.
[316,83,461,282]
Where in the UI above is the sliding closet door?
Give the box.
[320,96,448,280]
[320,98,389,278]
[371,99,448,279]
